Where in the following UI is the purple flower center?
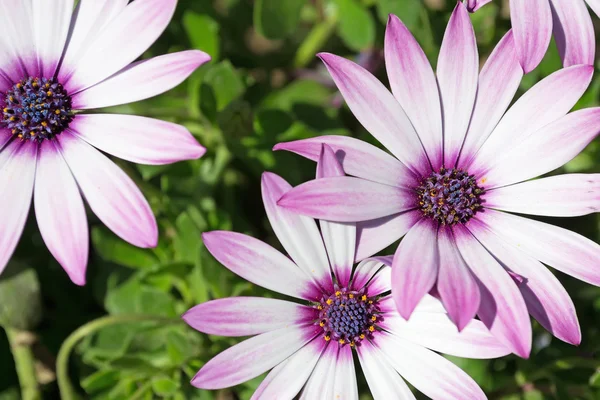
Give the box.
[315,288,380,347]
[416,168,484,225]
[2,77,73,142]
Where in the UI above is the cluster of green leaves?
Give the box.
[0,0,599,399]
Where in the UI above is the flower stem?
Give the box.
[5,328,41,400]
[56,315,182,400]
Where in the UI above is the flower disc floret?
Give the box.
[416,168,484,225]
[315,287,380,347]
[2,77,73,142]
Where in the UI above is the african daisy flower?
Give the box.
[0,0,208,285]
[276,3,600,358]
[467,0,598,72]
[183,146,509,399]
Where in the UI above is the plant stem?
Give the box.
[294,11,338,68]
[56,315,182,400]
[5,328,41,400]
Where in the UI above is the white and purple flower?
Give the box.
[183,146,510,400]
[276,3,600,358]
[467,0,598,72]
[0,0,209,285]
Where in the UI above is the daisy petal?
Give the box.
[470,65,593,173]
[202,231,321,300]
[466,0,493,12]
[355,211,421,261]
[278,177,415,222]
[69,114,205,165]
[317,53,429,175]
[476,209,600,286]
[479,108,600,188]
[486,174,600,217]
[550,0,595,67]
[454,225,532,358]
[587,0,600,16]
[191,325,318,390]
[357,341,416,400]
[58,132,157,248]
[273,136,417,188]
[381,312,510,359]
[35,141,88,286]
[182,297,314,337]
[31,0,73,76]
[251,338,326,400]
[262,172,333,292]
[392,219,439,320]
[437,2,478,166]
[317,145,355,286]
[352,259,384,291]
[63,0,177,93]
[376,331,486,400]
[510,0,553,73]
[367,264,392,296]
[458,31,523,167]
[436,227,480,331]
[0,141,37,274]
[332,345,359,400]
[300,343,336,400]
[72,50,211,109]
[0,1,35,77]
[468,219,581,345]
[385,14,442,169]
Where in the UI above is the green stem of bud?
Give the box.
[5,328,41,400]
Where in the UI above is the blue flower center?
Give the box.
[416,168,484,225]
[2,77,73,142]
[316,288,379,347]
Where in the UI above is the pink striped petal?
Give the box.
[191,325,318,390]
[35,141,88,286]
[550,0,595,67]
[454,225,532,358]
[31,0,73,76]
[436,227,480,331]
[392,219,439,320]
[470,65,593,173]
[274,136,417,188]
[62,0,177,93]
[73,50,211,109]
[60,0,129,74]
[351,259,384,291]
[468,219,581,345]
[380,312,510,359]
[318,53,429,175]
[262,172,333,292]
[458,31,523,168]
[437,2,478,167]
[300,343,336,400]
[58,132,157,248]
[332,345,359,400]
[486,174,600,217]
[478,108,600,188]
[466,0,493,11]
[375,331,486,400]
[182,297,314,337]
[476,209,600,286]
[367,264,392,296]
[202,231,320,300]
[510,0,553,73]
[355,210,421,261]
[278,177,415,222]
[357,341,416,400]
[0,141,37,274]
[317,145,355,286]
[385,14,442,170]
[251,338,326,400]
[69,114,205,165]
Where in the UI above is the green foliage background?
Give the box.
[1,0,600,399]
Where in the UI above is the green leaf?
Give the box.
[174,212,202,264]
[202,61,245,111]
[183,12,220,61]
[81,370,121,393]
[166,331,192,364]
[590,370,600,387]
[151,375,180,397]
[0,263,42,330]
[254,0,305,39]
[376,0,423,29]
[335,0,375,51]
[92,227,158,269]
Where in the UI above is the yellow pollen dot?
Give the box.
[47,91,52,96]
[324,335,330,342]
[326,299,333,305]
[11,129,16,134]
[16,83,21,89]
[368,300,373,304]
[3,108,7,113]
[22,121,27,126]
[17,134,22,139]
[30,131,35,137]
[350,342,355,347]
[319,321,325,327]
[338,339,345,345]
[359,334,365,339]
[45,83,50,88]
[335,291,341,297]
[361,295,367,301]
[348,294,354,299]
[55,109,61,115]
[9,116,15,121]
[368,326,375,332]
[9,96,13,102]
[317,305,323,310]
[371,315,377,321]
[41,121,47,127]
